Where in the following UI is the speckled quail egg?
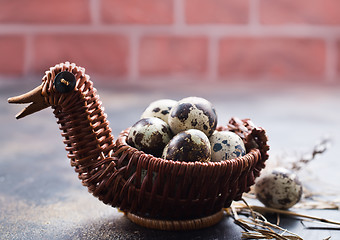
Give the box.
[209,130,246,162]
[168,97,217,137]
[127,117,172,157]
[255,168,303,209]
[141,99,177,124]
[162,129,211,162]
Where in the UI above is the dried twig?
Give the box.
[248,205,340,226]
[227,201,304,240]
[291,136,331,172]
[228,199,340,239]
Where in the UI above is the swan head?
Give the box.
[8,62,88,119]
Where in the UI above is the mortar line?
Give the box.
[249,0,260,28]
[23,34,34,76]
[325,38,338,83]
[174,0,186,29]
[128,34,140,83]
[89,0,101,25]
[1,25,340,37]
[207,37,219,82]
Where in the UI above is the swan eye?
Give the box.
[54,71,76,93]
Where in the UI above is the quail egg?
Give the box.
[162,129,211,162]
[141,99,177,124]
[255,168,303,209]
[168,97,217,137]
[209,130,246,161]
[127,117,172,157]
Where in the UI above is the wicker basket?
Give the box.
[105,117,269,230]
[9,62,269,231]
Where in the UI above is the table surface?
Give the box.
[1,81,340,240]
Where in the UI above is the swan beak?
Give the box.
[8,84,49,119]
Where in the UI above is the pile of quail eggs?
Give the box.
[127,97,246,163]
[127,97,303,210]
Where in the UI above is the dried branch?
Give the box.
[291,136,331,172]
[249,205,340,226]
[227,201,304,240]
[227,199,340,239]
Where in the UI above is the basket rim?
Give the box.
[115,126,261,170]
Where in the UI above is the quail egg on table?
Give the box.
[127,117,172,157]
[209,130,246,162]
[254,168,303,209]
[168,97,217,137]
[141,99,177,124]
[162,129,211,162]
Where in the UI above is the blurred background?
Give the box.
[0,0,339,86]
[1,1,340,239]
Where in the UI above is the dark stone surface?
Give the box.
[1,81,340,239]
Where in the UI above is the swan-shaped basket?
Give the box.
[8,62,269,231]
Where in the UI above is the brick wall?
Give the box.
[0,0,339,84]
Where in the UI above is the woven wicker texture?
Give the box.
[126,210,225,231]
[38,62,269,227]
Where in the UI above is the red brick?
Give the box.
[33,35,129,76]
[218,38,326,79]
[0,0,90,24]
[102,0,173,24]
[260,0,340,25]
[0,36,25,75]
[139,36,208,76]
[185,0,249,24]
